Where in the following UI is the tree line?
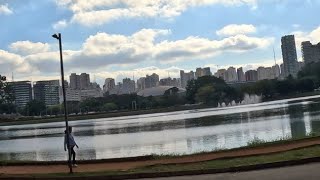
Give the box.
[1,61,320,117]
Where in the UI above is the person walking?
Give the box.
[64,126,79,167]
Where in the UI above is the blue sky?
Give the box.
[1,0,320,84]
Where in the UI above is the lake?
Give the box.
[1,95,320,161]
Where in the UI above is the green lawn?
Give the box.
[7,145,320,178]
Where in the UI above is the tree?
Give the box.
[25,100,46,116]
[195,85,215,104]
[186,76,227,104]
[0,75,15,104]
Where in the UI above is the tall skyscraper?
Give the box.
[237,67,246,82]
[226,67,238,82]
[103,78,116,93]
[80,73,90,89]
[34,80,60,106]
[137,77,146,91]
[180,70,195,88]
[281,35,299,77]
[145,73,159,88]
[245,70,258,82]
[301,41,320,65]
[195,67,211,79]
[159,77,179,87]
[122,78,136,94]
[214,69,226,80]
[8,81,32,107]
[69,73,80,90]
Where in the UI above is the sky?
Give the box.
[1,0,320,85]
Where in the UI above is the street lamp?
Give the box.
[52,33,73,173]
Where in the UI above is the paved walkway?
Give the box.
[1,138,320,175]
[138,162,320,180]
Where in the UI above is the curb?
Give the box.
[1,157,320,180]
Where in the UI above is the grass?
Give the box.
[9,145,320,178]
[131,145,320,174]
[147,134,320,160]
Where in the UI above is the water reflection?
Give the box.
[288,104,307,138]
[1,95,320,161]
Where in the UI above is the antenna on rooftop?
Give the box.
[11,72,14,82]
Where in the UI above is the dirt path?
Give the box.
[1,138,320,175]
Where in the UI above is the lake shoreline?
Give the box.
[2,92,320,126]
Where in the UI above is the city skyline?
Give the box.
[1,1,320,86]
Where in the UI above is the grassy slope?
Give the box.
[9,145,320,178]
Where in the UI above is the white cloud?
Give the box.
[56,0,258,26]
[1,28,272,83]
[0,50,31,74]
[53,19,68,30]
[68,29,272,69]
[293,26,320,46]
[9,41,50,56]
[216,24,257,36]
[0,4,13,15]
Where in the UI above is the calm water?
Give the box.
[1,95,320,161]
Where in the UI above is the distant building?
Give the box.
[301,41,320,65]
[122,78,136,94]
[34,80,60,106]
[245,70,258,82]
[281,35,299,77]
[103,78,116,93]
[80,88,103,100]
[226,67,238,82]
[8,81,32,107]
[70,73,80,90]
[65,89,81,102]
[137,86,186,97]
[237,67,246,82]
[80,73,90,89]
[195,67,211,79]
[180,70,195,88]
[137,77,146,91]
[145,73,159,89]
[272,64,281,79]
[214,69,226,80]
[159,77,180,87]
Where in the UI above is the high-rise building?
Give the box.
[8,81,32,107]
[245,70,258,82]
[34,80,60,106]
[180,70,195,88]
[237,67,246,82]
[226,67,238,82]
[145,73,159,89]
[137,77,146,91]
[159,77,180,87]
[69,73,80,90]
[281,35,299,77]
[214,69,226,80]
[122,78,136,94]
[195,67,211,79]
[272,64,281,79]
[302,41,320,65]
[103,78,116,93]
[80,73,90,89]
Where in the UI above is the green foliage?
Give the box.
[102,102,118,112]
[186,76,244,106]
[24,100,46,116]
[0,75,16,114]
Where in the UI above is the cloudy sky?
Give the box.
[1,0,320,85]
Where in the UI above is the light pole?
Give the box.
[52,33,73,173]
